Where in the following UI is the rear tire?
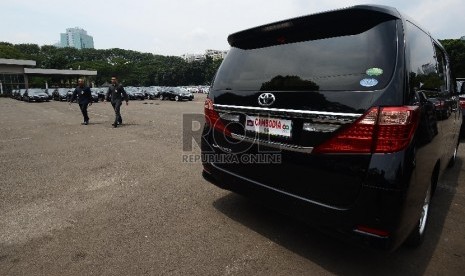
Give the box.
[405,184,432,247]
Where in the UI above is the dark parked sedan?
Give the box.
[14,89,27,101]
[201,5,462,251]
[159,87,193,101]
[11,89,19,99]
[90,88,99,102]
[23,89,50,102]
[95,88,106,101]
[126,87,145,100]
[45,88,56,101]
[144,87,160,99]
[53,88,71,101]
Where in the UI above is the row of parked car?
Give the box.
[10,86,196,102]
[11,88,53,102]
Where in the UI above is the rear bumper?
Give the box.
[200,124,424,251]
[202,163,399,250]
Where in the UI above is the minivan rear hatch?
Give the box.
[207,7,401,208]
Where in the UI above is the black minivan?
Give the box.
[201,5,462,251]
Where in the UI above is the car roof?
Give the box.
[228,5,402,47]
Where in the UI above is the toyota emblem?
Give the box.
[258,93,276,106]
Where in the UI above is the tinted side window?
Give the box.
[406,22,441,93]
[433,44,448,94]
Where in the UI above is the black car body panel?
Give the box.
[201,5,462,251]
[460,94,465,135]
[23,89,50,102]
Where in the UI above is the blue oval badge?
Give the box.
[360,78,378,87]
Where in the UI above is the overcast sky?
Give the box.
[1,0,464,56]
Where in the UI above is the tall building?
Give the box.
[59,27,94,49]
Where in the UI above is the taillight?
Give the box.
[355,225,390,237]
[460,99,465,109]
[375,106,419,153]
[434,101,443,108]
[312,108,378,154]
[313,106,420,154]
[204,98,231,136]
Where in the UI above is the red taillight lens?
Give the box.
[204,98,231,136]
[312,108,378,154]
[355,225,390,237]
[375,106,419,153]
[460,99,465,109]
[313,106,420,154]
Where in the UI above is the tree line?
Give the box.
[0,42,223,87]
[1,39,465,88]
[440,39,465,79]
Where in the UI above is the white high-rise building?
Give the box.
[59,27,94,49]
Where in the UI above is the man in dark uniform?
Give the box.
[105,76,128,128]
[69,78,92,125]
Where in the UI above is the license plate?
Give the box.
[245,116,292,137]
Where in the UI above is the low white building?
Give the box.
[181,53,206,63]
[181,49,228,63]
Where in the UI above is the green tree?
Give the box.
[0,42,26,59]
[0,41,225,87]
[440,39,465,77]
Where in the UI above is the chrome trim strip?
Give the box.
[209,162,348,211]
[214,104,362,118]
[353,229,389,239]
[231,133,314,153]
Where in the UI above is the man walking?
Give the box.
[69,78,92,125]
[105,76,128,128]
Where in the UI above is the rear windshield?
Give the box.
[213,18,398,91]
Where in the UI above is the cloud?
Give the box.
[1,0,464,56]
[187,28,209,40]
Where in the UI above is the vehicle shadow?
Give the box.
[211,157,463,275]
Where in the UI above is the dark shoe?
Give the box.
[84,121,88,125]
[112,123,117,128]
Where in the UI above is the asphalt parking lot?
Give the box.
[0,95,464,275]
